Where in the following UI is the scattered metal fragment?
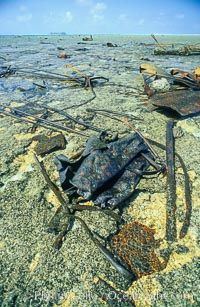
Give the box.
[177,154,192,239]
[82,35,93,41]
[140,63,170,78]
[145,138,192,239]
[36,103,103,133]
[171,68,200,89]
[166,120,177,242]
[0,103,89,136]
[33,125,192,282]
[0,64,109,108]
[73,215,134,280]
[86,107,142,121]
[54,133,161,209]
[140,64,200,89]
[30,111,50,133]
[32,82,48,89]
[33,155,70,213]
[154,45,200,56]
[34,154,134,280]
[32,133,66,156]
[150,33,174,48]
[57,53,69,58]
[151,90,200,116]
[106,42,118,47]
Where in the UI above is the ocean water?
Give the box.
[0,35,200,306]
[0,34,200,107]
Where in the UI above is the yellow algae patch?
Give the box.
[46,190,62,211]
[176,185,184,198]
[176,168,197,181]
[0,242,4,249]
[12,141,38,172]
[127,276,161,307]
[194,67,200,75]
[14,132,35,141]
[29,253,40,272]
[128,192,166,239]
[82,200,94,206]
[13,151,35,172]
[188,170,197,181]
[162,231,200,274]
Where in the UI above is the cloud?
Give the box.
[119,13,128,22]
[16,4,32,23]
[90,2,107,21]
[137,18,145,25]
[17,13,32,22]
[76,0,92,5]
[65,11,73,23]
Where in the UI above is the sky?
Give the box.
[0,0,200,35]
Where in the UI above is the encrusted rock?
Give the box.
[151,78,171,93]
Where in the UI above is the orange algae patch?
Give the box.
[111,222,165,279]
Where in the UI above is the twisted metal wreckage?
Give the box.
[0,63,192,285]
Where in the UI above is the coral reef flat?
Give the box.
[0,34,199,306]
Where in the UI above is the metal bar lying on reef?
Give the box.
[165,120,177,242]
[36,103,103,133]
[34,154,70,213]
[145,137,192,239]
[0,103,89,137]
[7,67,83,84]
[177,155,192,239]
[34,154,135,280]
[86,107,142,121]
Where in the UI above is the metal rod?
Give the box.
[0,103,89,137]
[165,120,177,242]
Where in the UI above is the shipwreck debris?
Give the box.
[106,42,118,47]
[34,154,135,280]
[0,103,89,137]
[145,137,192,240]
[82,35,93,41]
[165,120,177,242]
[154,45,200,56]
[171,68,200,89]
[54,132,162,209]
[140,64,200,116]
[151,90,200,116]
[32,133,66,156]
[57,52,69,59]
[0,64,109,108]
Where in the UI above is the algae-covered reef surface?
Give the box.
[0,35,200,306]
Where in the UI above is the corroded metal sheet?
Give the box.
[151,90,200,116]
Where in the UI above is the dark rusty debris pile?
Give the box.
[143,34,200,56]
[0,44,196,293]
[34,125,192,285]
[141,64,200,116]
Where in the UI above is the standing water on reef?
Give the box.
[0,35,200,306]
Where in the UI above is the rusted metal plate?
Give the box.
[151,90,200,116]
[33,133,66,156]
